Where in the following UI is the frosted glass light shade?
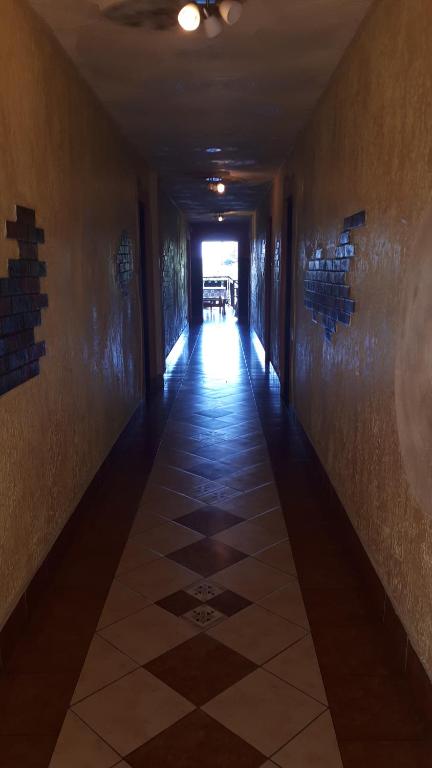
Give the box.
[204,14,223,38]
[219,0,243,25]
[178,3,201,31]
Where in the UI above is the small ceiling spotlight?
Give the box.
[218,214,224,222]
[216,182,226,194]
[178,3,201,31]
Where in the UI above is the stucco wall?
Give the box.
[287,0,432,677]
[159,191,188,357]
[0,0,144,628]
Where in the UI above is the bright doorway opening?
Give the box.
[201,241,239,317]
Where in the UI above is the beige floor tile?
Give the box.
[224,446,269,470]
[117,557,198,601]
[99,604,198,664]
[49,711,119,768]
[220,484,280,520]
[72,636,138,704]
[254,540,297,575]
[213,520,286,555]
[207,604,306,664]
[116,535,161,575]
[203,668,325,757]
[215,558,294,601]
[272,711,342,767]
[73,668,194,756]
[134,520,203,555]
[97,581,150,630]
[152,465,220,498]
[258,583,310,629]
[136,485,202,522]
[154,448,202,471]
[251,509,287,536]
[264,635,327,704]
[227,463,273,492]
[129,509,165,536]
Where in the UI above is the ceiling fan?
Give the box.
[96,0,244,36]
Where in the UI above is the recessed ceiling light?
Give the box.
[218,215,224,222]
[216,182,225,194]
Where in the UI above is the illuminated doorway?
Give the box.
[201,241,239,318]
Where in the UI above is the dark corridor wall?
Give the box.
[159,191,188,357]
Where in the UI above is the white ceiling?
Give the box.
[29,0,374,219]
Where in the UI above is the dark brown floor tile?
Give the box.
[207,590,252,617]
[313,622,391,677]
[168,538,246,577]
[301,583,372,627]
[156,591,202,616]
[126,708,265,767]
[339,740,432,768]
[176,506,243,536]
[145,634,256,705]
[407,641,432,727]
[383,596,409,674]
[188,462,234,481]
[327,675,427,741]
[0,735,56,768]
[0,671,71,735]
[0,595,28,669]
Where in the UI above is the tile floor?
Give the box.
[49,318,342,767]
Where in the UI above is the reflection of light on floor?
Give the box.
[252,331,266,370]
[165,328,187,371]
[201,313,242,385]
[251,330,278,378]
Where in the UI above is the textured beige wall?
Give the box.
[285,0,432,677]
[0,0,144,627]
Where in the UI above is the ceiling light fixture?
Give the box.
[216,182,226,194]
[178,1,243,35]
[203,6,223,37]
[219,0,243,25]
[218,215,224,222]
[178,3,201,31]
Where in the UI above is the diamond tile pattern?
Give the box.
[177,505,243,535]
[145,634,256,705]
[168,538,246,577]
[126,710,265,767]
[51,318,342,768]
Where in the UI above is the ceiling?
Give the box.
[29,0,373,220]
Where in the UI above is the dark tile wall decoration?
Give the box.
[344,209,366,230]
[304,226,357,340]
[116,230,134,295]
[1,206,48,396]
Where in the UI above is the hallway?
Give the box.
[2,1,432,766]
[0,315,418,768]
[49,316,341,767]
